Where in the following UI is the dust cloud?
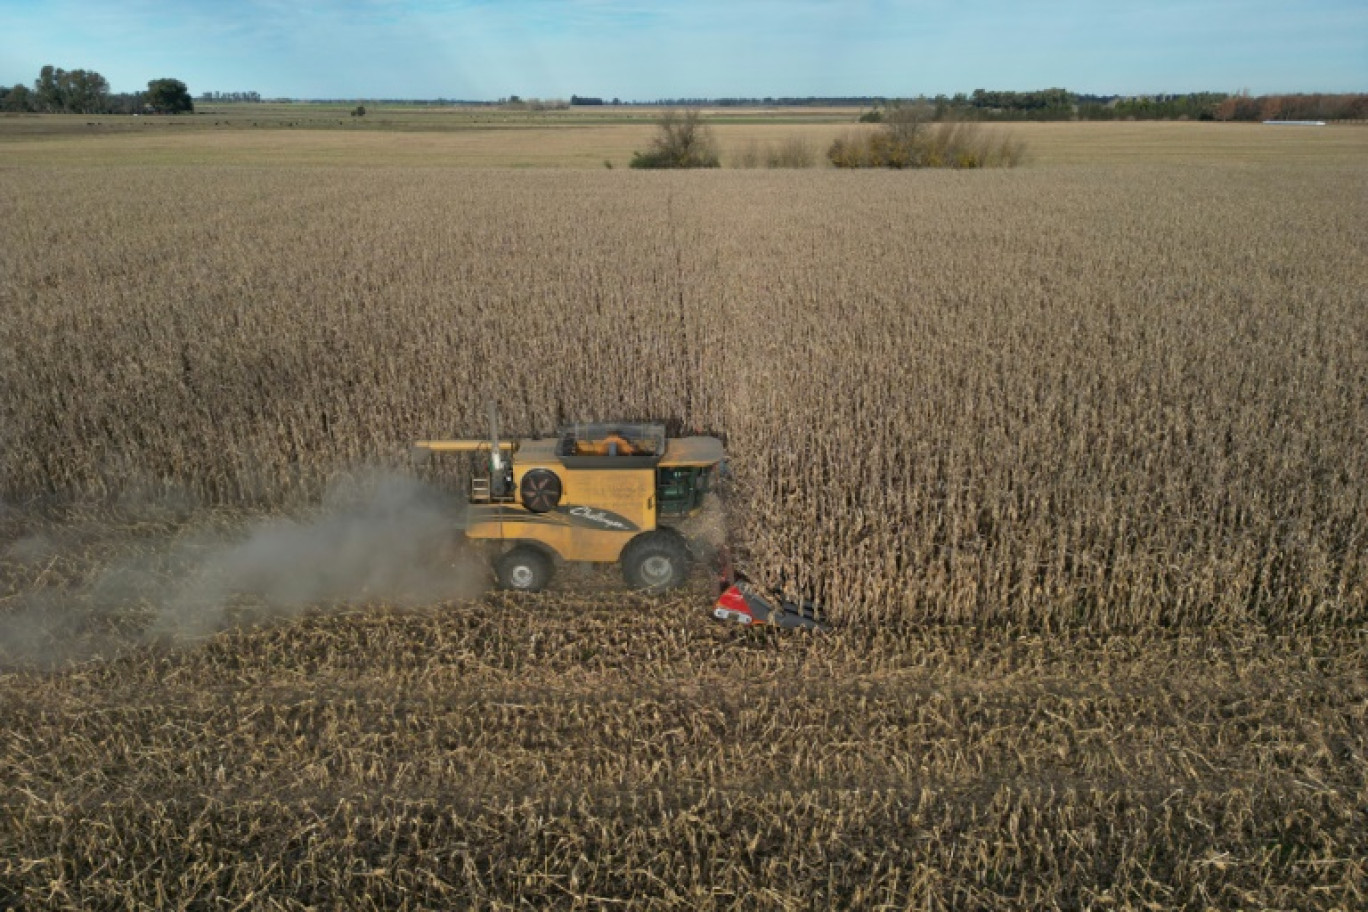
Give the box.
[0,473,483,670]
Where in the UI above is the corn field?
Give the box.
[2,152,1367,906]
[3,163,1366,630]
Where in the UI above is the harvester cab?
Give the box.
[414,412,724,593]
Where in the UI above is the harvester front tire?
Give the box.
[621,532,690,591]
[495,546,553,592]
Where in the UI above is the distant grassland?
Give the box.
[2,105,1364,167]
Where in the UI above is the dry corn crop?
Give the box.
[3,163,1365,630]
[2,149,1367,907]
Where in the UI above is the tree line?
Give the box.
[868,89,1368,122]
[7,75,1364,122]
[1,66,193,114]
[1208,92,1368,122]
[197,91,262,104]
[645,90,1368,122]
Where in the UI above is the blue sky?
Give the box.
[1,1,1363,100]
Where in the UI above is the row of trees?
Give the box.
[921,90,1368,122]
[1210,92,1368,122]
[197,91,262,104]
[1077,93,1229,121]
[1,66,193,114]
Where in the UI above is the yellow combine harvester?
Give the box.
[415,410,724,592]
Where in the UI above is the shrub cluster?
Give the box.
[829,120,1025,169]
[630,109,720,169]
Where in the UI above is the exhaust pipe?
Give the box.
[488,400,508,498]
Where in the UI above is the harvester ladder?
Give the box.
[471,476,491,503]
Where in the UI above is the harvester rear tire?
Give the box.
[495,546,553,592]
[621,532,690,591]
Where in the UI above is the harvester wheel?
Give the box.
[520,469,562,513]
[621,532,690,591]
[495,546,553,592]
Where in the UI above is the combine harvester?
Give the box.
[414,406,827,631]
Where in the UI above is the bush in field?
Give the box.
[829,123,1025,168]
[829,104,1025,169]
[630,109,720,169]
